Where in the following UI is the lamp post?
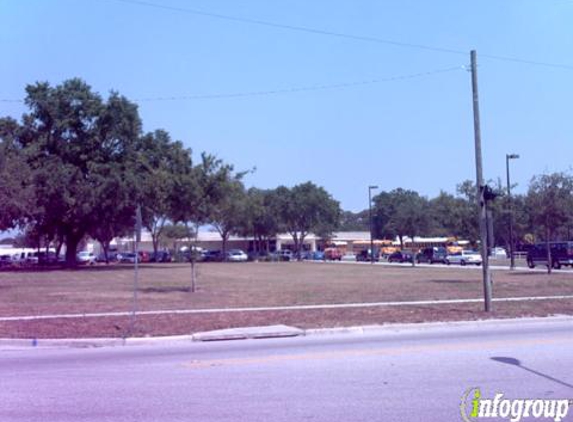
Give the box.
[368,185,379,264]
[506,154,519,270]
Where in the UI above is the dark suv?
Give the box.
[387,251,414,263]
[416,247,448,264]
[526,242,573,269]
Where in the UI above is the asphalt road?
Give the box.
[2,319,573,422]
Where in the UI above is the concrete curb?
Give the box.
[1,315,572,349]
[303,314,573,336]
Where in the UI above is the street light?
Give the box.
[368,185,379,264]
[506,153,520,270]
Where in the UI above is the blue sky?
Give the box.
[1,0,572,211]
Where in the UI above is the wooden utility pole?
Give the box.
[470,50,492,312]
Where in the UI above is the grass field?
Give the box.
[1,262,572,338]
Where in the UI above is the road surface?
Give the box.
[2,319,572,422]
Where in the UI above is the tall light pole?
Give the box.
[506,153,519,270]
[368,185,379,264]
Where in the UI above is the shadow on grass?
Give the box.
[0,263,186,274]
[427,279,477,284]
[506,271,550,276]
[139,286,192,294]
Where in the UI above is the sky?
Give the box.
[1,0,572,212]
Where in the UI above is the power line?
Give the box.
[105,0,573,71]
[105,0,467,56]
[0,66,463,104]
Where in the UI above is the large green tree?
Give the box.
[0,118,34,230]
[272,182,341,254]
[237,188,281,253]
[138,130,194,256]
[373,188,430,251]
[4,79,142,265]
[526,172,573,273]
[206,168,248,256]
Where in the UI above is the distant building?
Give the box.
[95,230,468,255]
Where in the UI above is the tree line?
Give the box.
[340,175,573,252]
[0,79,341,265]
[1,79,572,265]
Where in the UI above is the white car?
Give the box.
[490,247,508,259]
[446,250,482,266]
[341,253,357,262]
[77,251,96,265]
[226,249,248,262]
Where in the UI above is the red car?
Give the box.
[324,248,343,261]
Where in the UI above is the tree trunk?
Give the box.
[290,232,299,255]
[411,234,416,267]
[102,240,110,264]
[546,226,552,275]
[65,235,81,267]
[221,231,229,257]
[55,235,63,261]
[299,233,308,260]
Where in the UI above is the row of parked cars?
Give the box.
[379,247,484,266]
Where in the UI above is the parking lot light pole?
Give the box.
[506,153,520,270]
[368,185,379,264]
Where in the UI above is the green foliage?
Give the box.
[372,188,430,247]
[137,130,195,254]
[0,118,34,230]
[527,172,573,240]
[206,166,248,255]
[236,188,281,252]
[1,79,143,264]
[271,182,341,252]
[338,210,369,232]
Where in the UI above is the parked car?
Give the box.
[0,254,13,268]
[301,250,325,261]
[526,242,573,269]
[96,252,119,263]
[388,251,414,263]
[119,252,138,263]
[489,247,508,259]
[324,247,343,261]
[77,251,97,265]
[150,250,172,263]
[226,249,248,262]
[356,249,379,262]
[203,250,224,262]
[341,253,357,262]
[311,251,325,260]
[416,247,448,264]
[138,251,150,263]
[272,250,293,262]
[446,250,482,266]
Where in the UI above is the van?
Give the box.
[526,242,573,269]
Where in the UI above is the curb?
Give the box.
[1,315,572,349]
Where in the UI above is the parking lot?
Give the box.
[0,261,572,338]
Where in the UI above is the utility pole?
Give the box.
[470,50,492,312]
